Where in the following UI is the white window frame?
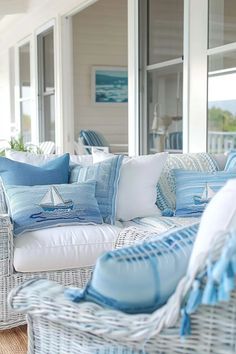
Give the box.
[35,19,57,148]
[15,35,36,142]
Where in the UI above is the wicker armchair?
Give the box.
[9,274,236,353]
[8,225,236,353]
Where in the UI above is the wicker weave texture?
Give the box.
[10,282,236,354]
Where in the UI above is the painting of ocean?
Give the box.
[93,67,128,104]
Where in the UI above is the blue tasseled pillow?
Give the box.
[65,223,199,314]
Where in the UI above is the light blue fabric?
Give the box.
[70,155,123,224]
[156,153,219,211]
[180,229,236,337]
[175,169,236,217]
[5,182,103,236]
[65,223,199,314]
[224,150,236,171]
[0,154,70,186]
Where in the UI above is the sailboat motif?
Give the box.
[193,183,216,205]
[39,186,73,212]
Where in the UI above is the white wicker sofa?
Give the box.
[0,152,226,330]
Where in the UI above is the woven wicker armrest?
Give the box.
[8,277,236,354]
[9,278,155,341]
[0,213,13,276]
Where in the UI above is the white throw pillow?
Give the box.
[93,150,168,221]
[5,150,92,166]
[188,178,236,277]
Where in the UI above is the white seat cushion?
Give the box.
[14,224,121,272]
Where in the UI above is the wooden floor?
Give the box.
[0,326,27,354]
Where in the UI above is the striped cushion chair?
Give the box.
[39,141,55,155]
[79,130,109,154]
[167,132,183,151]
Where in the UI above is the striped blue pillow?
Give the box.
[5,182,103,236]
[65,223,199,314]
[70,155,123,224]
[156,153,219,211]
[225,150,236,171]
[175,169,236,217]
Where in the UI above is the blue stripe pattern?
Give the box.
[80,130,109,154]
[5,182,103,236]
[70,155,123,224]
[156,153,219,211]
[224,150,236,171]
[65,223,199,314]
[175,169,236,216]
[167,132,183,150]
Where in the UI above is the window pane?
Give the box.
[43,30,54,92]
[147,64,183,153]
[148,0,183,65]
[208,51,236,153]
[43,94,55,141]
[20,100,31,142]
[209,0,236,49]
[19,43,30,98]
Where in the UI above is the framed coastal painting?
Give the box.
[91,66,128,104]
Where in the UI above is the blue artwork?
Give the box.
[93,67,128,104]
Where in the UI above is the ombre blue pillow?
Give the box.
[225,150,236,171]
[0,154,70,186]
[5,182,103,236]
[65,223,199,314]
[70,155,123,224]
[175,169,236,217]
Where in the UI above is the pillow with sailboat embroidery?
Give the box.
[4,182,103,236]
[174,169,236,217]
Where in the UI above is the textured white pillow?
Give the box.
[93,150,168,221]
[5,150,92,166]
[188,178,236,277]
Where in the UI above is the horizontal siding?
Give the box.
[72,0,128,149]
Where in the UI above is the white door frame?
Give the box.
[128,0,139,156]
[15,35,36,142]
[59,0,98,154]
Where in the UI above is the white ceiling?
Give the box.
[0,0,29,18]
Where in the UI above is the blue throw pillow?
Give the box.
[174,169,236,217]
[70,155,123,224]
[0,154,70,186]
[65,223,199,314]
[5,182,103,236]
[224,150,236,171]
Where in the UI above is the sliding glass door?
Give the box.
[207,0,236,153]
[140,0,184,154]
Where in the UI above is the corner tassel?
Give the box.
[223,262,235,293]
[186,280,202,314]
[232,255,236,274]
[180,309,191,337]
[64,287,85,302]
[212,251,229,283]
[202,261,218,305]
[161,208,174,217]
[218,281,230,302]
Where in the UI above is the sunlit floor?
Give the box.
[0,325,27,354]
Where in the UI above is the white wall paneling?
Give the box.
[72,0,128,153]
